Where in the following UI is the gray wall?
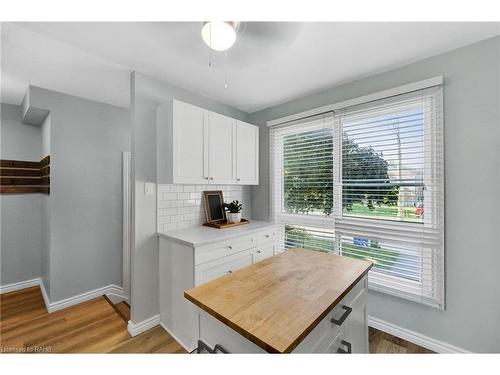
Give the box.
[130,71,249,323]
[40,116,51,293]
[248,36,500,352]
[0,103,43,285]
[27,86,130,302]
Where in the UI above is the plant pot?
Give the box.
[226,212,242,224]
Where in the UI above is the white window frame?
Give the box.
[269,77,444,309]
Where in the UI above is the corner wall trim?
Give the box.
[368,316,471,353]
[0,278,41,294]
[39,279,50,309]
[127,315,160,337]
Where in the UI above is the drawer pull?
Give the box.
[256,250,261,254]
[337,340,352,354]
[330,305,352,326]
[228,245,233,250]
[265,234,270,238]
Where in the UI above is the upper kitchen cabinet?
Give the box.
[235,121,259,185]
[207,111,235,184]
[157,99,259,185]
[158,100,207,184]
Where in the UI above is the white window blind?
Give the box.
[270,84,444,309]
[270,114,335,230]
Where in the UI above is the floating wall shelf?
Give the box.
[0,156,50,194]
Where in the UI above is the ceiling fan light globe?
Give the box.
[201,21,236,51]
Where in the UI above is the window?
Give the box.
[270,84,444,308]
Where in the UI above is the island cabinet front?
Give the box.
[196,275,368,354]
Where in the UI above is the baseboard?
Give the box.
[159,322,193,352]
[127,314,160,337]
[368,316,471,353]
[1,279,126,314]
[105,285,129,305]
[46,284,125,313]
[0,278,42,294]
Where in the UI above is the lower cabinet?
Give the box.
[159,224,283,352]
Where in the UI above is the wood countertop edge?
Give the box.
[184,291,282,353]
[184,260,373,354]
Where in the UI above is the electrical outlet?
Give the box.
[145,182,155,195]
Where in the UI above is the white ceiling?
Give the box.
[2,22,499,112]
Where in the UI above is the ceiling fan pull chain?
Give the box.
[224,50,228,89]
[208,22,212,68]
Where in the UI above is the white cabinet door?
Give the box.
[208,112,236,184]
[195,250,253,286]
[236,121,259,185]
[173,100,208,184]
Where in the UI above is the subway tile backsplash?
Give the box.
[157,184,251,232]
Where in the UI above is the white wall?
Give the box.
[248,36,500,352]
[0,103,43,286]
[26,86,130,302]
[130,71,250,324]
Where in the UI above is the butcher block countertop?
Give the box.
[184,248,373,353]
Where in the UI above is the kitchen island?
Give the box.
[185,248,372,353]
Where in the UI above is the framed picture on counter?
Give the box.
[203,190,226,225]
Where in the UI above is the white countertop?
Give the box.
[158,220,280,247]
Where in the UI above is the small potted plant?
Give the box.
[224,200,243,224]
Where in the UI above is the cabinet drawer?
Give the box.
[256,227,281,245]
[195,234,256,265]
[325,330,346,354]
[253,243,275,263]
[293,276,366,353]
[195,249,253,286]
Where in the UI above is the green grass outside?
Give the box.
[345,203,422,222]
[284,225,399,271]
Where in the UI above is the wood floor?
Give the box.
[0,286,186,353]
[369,327,433,353]
[0,286,432,354]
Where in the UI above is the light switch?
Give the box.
[145,182,155,195]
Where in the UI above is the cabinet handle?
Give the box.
[227,270,233,274]
[256,250,261,254]
[205,177,209,180]
[237,178,241,181]
[228,245,233,250]
[210,177,214,180]
[337,340,352,354]
[265,234,270,238]
[330,305,352,326]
